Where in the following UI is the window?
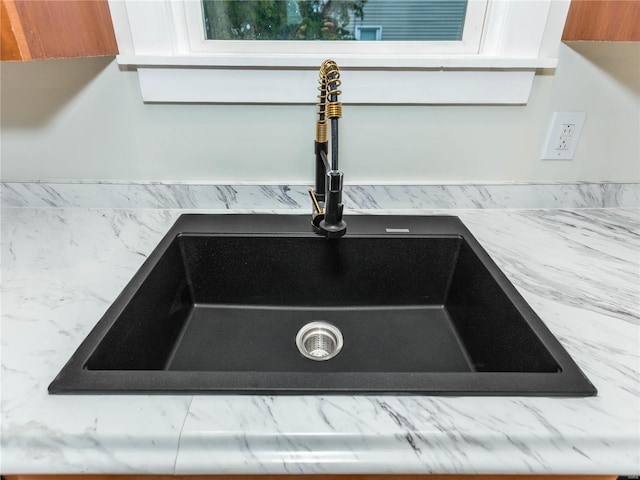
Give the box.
[202,0,369,41]
[355,1,467,41]
[355,26,382,41]
[201,1,469,42]
[109,0,571,104]
[185,0,486,56]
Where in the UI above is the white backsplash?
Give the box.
[2,182,638,209]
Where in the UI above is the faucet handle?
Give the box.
[308,188,325,229]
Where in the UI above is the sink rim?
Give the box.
[48,214,597,396]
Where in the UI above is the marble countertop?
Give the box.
[1,184,639,474]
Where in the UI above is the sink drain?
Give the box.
[296,322,343,361]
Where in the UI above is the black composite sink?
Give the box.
[49,214,596,395]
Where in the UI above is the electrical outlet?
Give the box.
[555,138,570,150]
[561,124,575,136]
[541,112,586,160]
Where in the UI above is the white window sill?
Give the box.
[116,53,558,69]
[116,54,556,104]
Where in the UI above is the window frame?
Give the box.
[109,0,571,104]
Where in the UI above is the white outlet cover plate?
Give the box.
[541,111,587,160]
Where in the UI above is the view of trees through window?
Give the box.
[202,0,468,41]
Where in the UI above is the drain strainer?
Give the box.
[296,321,343,361]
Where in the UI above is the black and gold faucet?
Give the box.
[309,59,347,238]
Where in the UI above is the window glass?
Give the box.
[202,0,468,41]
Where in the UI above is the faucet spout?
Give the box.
[312,59,346,238]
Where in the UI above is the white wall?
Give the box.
[1,42,638,184]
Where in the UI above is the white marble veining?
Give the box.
[459,208,640,325]
[1,200,639,473]
[1,208,192,473]
[2,182,639,209]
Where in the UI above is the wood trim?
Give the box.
[0,0,30,60]
[1,0,118,61]
[562,0,640,41]
[14,0,118,59]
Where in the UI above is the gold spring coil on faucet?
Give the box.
[321,59,342,119]
[315,59,342,142]
[316,120,328,143]
[326,102,342,119]
[316,68,328,142]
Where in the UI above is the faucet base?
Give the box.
[319,219,347,238]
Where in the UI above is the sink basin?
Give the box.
[49,214,596,396]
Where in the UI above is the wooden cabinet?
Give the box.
[0,0,117,61]
[563,0,640,41]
